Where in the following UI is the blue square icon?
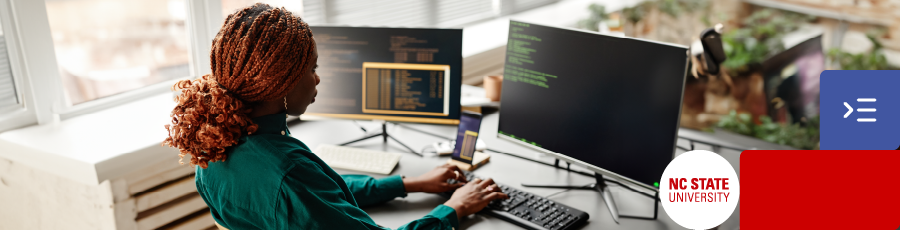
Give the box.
[820,70,900,150]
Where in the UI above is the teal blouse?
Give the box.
[195,113,459,229]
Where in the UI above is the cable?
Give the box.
[420,145,437,156]
[544,183,593,198]
[351,120,368,133]
[486,148,556,167]
[396,123,454,141]
[677,136,746,152]
[485,148,657,198]
[603,178,658,200]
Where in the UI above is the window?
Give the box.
[436,0,496,27]
[299,0,494,27]
[221,0,560,28]
[0,0,565,131]
[222,0,303,18]
[0,26,17,115]
[44,0,191,105]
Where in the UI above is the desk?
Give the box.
[290,112,741,230]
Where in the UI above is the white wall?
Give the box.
[0,157,117,230]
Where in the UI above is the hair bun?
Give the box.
[164,3,313,168]
[163,74,257,168]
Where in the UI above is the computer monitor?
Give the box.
[497,21,688,191]
[306,26,463,125]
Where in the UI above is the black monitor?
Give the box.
[497,21,688,191]
[306,26,462,125]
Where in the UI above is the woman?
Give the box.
[163,3,507,230]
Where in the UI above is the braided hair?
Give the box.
[163,3,316,169]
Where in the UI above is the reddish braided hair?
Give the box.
[163,3,315,168]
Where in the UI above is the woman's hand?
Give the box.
[444,178,509,219]
[403,164,467,193]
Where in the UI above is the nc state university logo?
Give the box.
[659,150,740,229]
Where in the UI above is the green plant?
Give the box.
[578,4,609,32]
[828,34,892,70]
[622,2,648,23]
[720,9,815,75]
[657,0,684,17]
[621,0,710,24]
[716,110,819,150]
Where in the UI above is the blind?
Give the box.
[509,0,558,12]
[436,0,494,27]
[300,0,327,24]
[0,36,19,115]
[303,0,514,28]
[329,0,429,27]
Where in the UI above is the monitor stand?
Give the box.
[339,120,420,156]
[521,173,659,224]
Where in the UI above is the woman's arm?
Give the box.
[395,205,460,230]
[280,160,459,230]
[342,164,467,207]
[341,174,407,207]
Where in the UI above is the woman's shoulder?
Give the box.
[241,134,320,168]
[246,133,311,152]
[198,135,325,192]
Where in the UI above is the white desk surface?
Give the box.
[288,112,741,230]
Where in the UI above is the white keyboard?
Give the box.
[313,144,402,175]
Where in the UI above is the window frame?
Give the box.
[186,0,223,79]
[0,0,224,131]
[0,0,43,132]
[0,0,557,132]
[50,0,222,120]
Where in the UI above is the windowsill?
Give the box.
[0,93,177,185]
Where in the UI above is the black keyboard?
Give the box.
[441,171,589,230]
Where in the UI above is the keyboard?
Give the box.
[442,171,589,230]
[312,144,401,175]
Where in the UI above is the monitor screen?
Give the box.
[306,26,463,124]
[497,21,688,189]
[452,112,483,164]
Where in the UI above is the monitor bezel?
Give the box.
[360,62,452,117]
[305,26,464,125]
[304,113,460,125]
[496,19,690,191]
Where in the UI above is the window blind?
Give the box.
[303,0,557,28]
[0,36,19,115]
[509,0,557,13]
[436,0,495,27]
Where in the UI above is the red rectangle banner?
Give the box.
[741,150,900,229]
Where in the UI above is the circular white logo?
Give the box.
[659,150,740,229]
